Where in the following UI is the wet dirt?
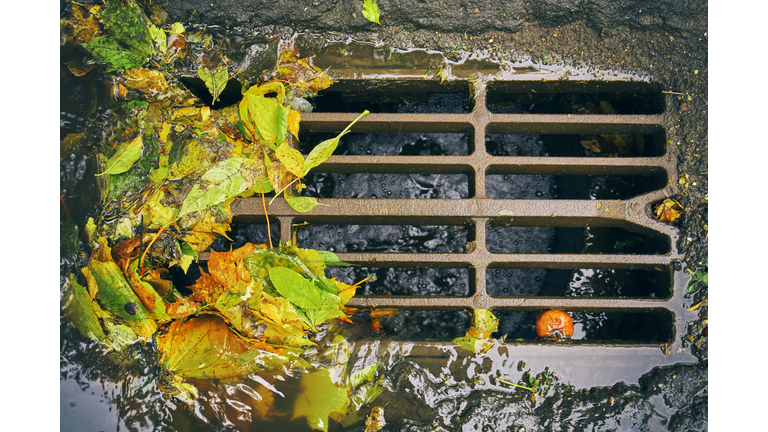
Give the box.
[60,0,707,430]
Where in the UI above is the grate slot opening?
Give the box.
[486,267,672,299]
[486,81,664,115]
[299,131,472,156]
[326,266,472,297]
[485,173,667,200]
[486,225,670,255]
[492,310,674,342]
[296,224,469,253]
[210,222,281,251]
[486,132,665,157]
[310,80,472,113]
[302,173,470,199]
[362,310,471,340]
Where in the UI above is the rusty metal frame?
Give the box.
[213,78,682,349]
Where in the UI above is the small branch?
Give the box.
[498,377,535,392]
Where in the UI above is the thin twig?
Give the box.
[260,186,273,249]
[498,378,536,392]
[662,90,684,95]
[141,224,168,277]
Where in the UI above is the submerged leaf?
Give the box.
[62,274,107,342]
[293,368,350,432]
[158,315,278,380]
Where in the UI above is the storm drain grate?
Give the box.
[211,79,682,353]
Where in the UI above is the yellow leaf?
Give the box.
[653,198,684,223]
[288,109,301,139]
[275,144,306,178]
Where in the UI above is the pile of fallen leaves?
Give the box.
[61,1,382,428]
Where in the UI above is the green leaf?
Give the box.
[61,217,80,263]
[275,105,289,148]
[239,82,286,148]
[62,274,107,342]
[268,266,322,309]
[178,158,249,216]
[83,35,148,71]
[293,368,350,432]
[197,66,229,102]
[149,24,167,55]
[101,0,155,57]
[362,0,382,25]
[97,135,143,176]
[300,290,346,330]
[303,110,369,175]
[349,363,379,388]
[285,194,319,213]
[318,251,357,267]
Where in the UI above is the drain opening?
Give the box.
[485,173,666,200]
[299,131,471,156]
[486,81,664,114]
[486,268,671,298]
[302,173,470,199]
[492,310,674,342]
[328,267,471,297]
[486,133,665,157]
[297,224,468,253]
[209,222,281,251]
[310,80,472,113]
[486,225,670,254]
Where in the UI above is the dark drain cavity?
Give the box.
[486,80,664,115]
[300,131,471,156]
[310,80,472,113]
[486,225,670,254]
[486,268,671,298]
[486,133,665,157]
[223,78,681,352]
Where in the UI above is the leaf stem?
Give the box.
[259,186,273,249]
[269,177,301,205]
[498,377,535,392]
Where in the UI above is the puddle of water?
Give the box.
[295,35,651,83]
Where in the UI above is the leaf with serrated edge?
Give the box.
[303,111,369,175]
[268,266,322,309]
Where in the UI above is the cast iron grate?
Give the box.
[207,78,682,352]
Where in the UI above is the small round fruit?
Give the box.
[536,310,574,339]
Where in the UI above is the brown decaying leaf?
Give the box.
[653,198,684,223]
[62,3,102,47]
[369,309,399,333]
